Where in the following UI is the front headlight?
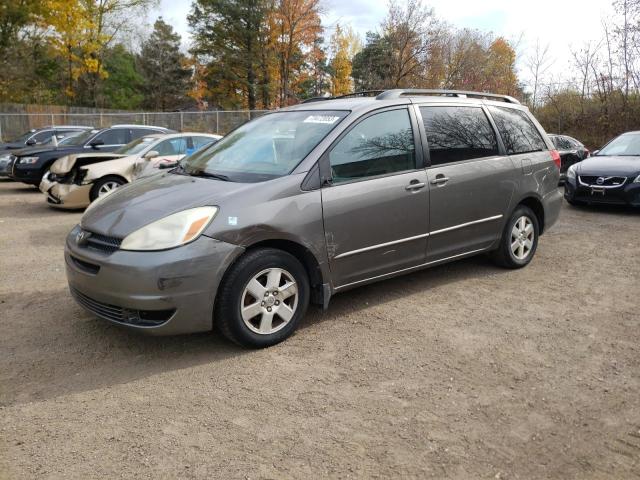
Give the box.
[19,156,39,165]
[120,206,218,251]
[567,164,577,179]
[634,174,640,183]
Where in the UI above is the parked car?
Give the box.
[40,133,221,209]
[65,89,561,347]
[0,127,91,177]
[8,124,173,185]
[0,125,92,151]
[564,130,640,207]
[548,133,590,183]
[135,136,221,179]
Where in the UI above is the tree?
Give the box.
[138,18,190,110]
[327,23,361,95]
[382,0,433,87]
[101,43,144,109]
[189,0,271,110]
[272,0,323,106]
[351,32,393,90]
[526,40,553,112]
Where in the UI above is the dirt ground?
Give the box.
[0,179,639,480]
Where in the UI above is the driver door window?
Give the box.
[329,109,416,183]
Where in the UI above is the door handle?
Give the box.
[405,181,426,191]
[430,175,449,185]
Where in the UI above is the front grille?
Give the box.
[579,175,627,187]
[70,287,174,327]
[84,232,122,254]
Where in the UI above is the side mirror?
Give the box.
[89,139,104,148]
[144,150,159,160]
[158,161,178,169]
[592,150,599,156]
[26,139,36,146]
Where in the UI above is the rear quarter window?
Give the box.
[488,106,547,155]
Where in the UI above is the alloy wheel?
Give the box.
[98,181,121,197]
[510,215,534,260]
[240,268,299,335]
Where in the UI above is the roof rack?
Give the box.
[302,90,385,104]
[376,89,521,104]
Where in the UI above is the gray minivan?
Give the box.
[65,89,562,347]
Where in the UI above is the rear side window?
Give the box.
[420,106,499,165]
[329,109,415,184]
[95,129,128,145]
[192,136,215,148]
[155,138,187,155]
[489,106,547,155]
[130,128,162,140]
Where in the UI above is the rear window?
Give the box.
[420,106,499,165]
[489,106,547,155]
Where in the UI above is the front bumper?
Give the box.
[10,163,42,184]
[65,227,244,335]
[564,177,640,206]
[0,157,12,177]
[40,176,92,210]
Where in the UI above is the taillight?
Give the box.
[585,149,590,157]
[550,150,561,169]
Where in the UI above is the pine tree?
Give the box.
[138,17,190,111]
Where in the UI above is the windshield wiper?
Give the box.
[189,170,230,181]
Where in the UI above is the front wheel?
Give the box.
[215,248,310,348]
[491,205,539,269]
[89,176,126,202]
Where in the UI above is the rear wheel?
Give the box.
[89,176,126,201]
[491,205,539,269]
[215,248,310,348]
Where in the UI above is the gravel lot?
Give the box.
[1,179,639,479]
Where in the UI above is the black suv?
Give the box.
[8,125,173,185]
[0,126,92,151]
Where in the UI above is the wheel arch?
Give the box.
[516,196,546,234]
[243,238,328,307]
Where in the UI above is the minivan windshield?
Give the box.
[182,110,348,182]
[598,132,640,157]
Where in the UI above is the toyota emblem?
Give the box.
[76,230,91,245]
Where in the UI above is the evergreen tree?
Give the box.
[138,18,191,111]
[189,0,270,110]
[100,44,144,109]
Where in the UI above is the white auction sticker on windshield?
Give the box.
[303,115,340,124]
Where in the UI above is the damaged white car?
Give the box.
[39,133,221,209]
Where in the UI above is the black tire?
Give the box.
[215,248,310,348]
[89,176,126,202]
[491,205,540,269]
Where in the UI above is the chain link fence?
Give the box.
[0,110,269,141]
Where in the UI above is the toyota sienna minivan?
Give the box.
[65,89,562,347]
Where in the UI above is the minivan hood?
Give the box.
[577,155,640,175]
[81,172,255,238]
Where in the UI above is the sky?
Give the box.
[157,0,616,86]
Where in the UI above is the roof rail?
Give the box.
[302,90,385,104]
[375,89,521,104]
